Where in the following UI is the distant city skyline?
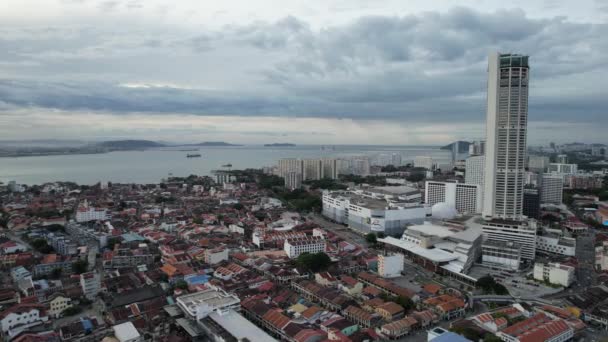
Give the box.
[0,0,607,144]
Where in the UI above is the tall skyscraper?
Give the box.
[482,52,530,220]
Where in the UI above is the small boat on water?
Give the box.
[187,153,202,158]
[222,163,232,167]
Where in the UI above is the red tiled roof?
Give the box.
[41,254,58,264]
[345,305,374,322]
[502,313,569,341]
[423,283,442,294]
[263,309,291,330]
[377,302,404,315]
[517,320,571,342]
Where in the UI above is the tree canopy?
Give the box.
[477,276,509,295]
[296,252,332,272]
[365,233,378,244]
[72,259,89,274]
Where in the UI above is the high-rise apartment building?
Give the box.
[541,174,564,204]
[482,220,537,261]
[523,187,541,219]
[391,153,402,167]
[352,157,371,176]
[482,52,530,220]
[302,159,322,181]
[414,156,434,170]
[556,154,568,164]
[528,155,550,172]
[321,158,339,179]
[468,140,486,156]
[285,172,303,190]
[278,158,302,178]
[548,163,578,175]
[424,181,482,214]
[320,158,337,179]
[465,155,485,187]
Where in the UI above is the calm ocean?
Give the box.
[0,145,451,185]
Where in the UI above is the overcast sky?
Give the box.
[0,0,606,145]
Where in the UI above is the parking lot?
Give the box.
[468,265,563,298]
[306,213,368,246]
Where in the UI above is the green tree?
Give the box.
[175,280,188,290]
[477,276,509,295]
[50,268,62,279]
[296,252,332,272]
[258,175,285,189]
[450,326,482,341]
[406,173,425,182]
[232,203,244,210]
[106,238,119,250]
[365,233,378,245]
[63,306,82,316]
[395,296,414,311]
[72,260,89,274]
[483,334,502,342]
[31,239,54,253]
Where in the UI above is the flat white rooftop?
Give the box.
[379,237,459,263]
[407,222,456,238]
[177,287,240,315]
[209,309,277,342]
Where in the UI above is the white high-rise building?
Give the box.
[528,155,550,172]
[425,181,482,214]
[414,156,434,170]
[468,140,485,156]
[556,154,568,163]
[482,220,537,261]
[548,163,578,175]
[541,174,564,204]
[465,155,485,187]
[321,158,339,179]
[482,52,530,220]
[391,153,402,167]
[278,158,302,178]
[285,172,303,190]
[352,157,371,176]
[302,159,322,180]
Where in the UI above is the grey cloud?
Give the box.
[0,7,606,126]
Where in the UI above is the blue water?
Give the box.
[0,145,451,185]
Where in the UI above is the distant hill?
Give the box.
[264,143,296,147]
[96,140,166,150]
[441,141,470,153]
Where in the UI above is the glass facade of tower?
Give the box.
[483,52,530,220]
[495,54,529,218]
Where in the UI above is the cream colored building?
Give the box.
[533,262,575,287]
[48,294,72,318]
